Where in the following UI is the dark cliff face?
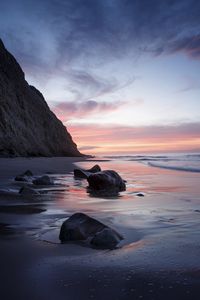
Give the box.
[0,39,82,157]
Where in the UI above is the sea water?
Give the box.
[104,153,200,173]
[52,152,200,228]
[1,154,200,260]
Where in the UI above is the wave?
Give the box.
[105,154,200,161]
[103,153,200,173]
[105,155,173,161]
[148,162,200,173]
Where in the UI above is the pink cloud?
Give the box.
[169,35,200,59]
[67,122,200,154]
[52,100,126,121]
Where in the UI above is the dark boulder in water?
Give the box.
[59,212,123,249]
[15,175,29,182]
[33,175,53,185]
[87,170,126,195]
[23,170,33,176]
[15,170,33,182]
[88,165,101,173]
[74,164,101,178]
[19,186,40,195]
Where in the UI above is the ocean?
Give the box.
[104,153,200,173]
[1,155,200,299]
[0,155,200,298]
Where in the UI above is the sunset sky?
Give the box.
[0,0,200,155]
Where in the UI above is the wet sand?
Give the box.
[0,157,200,300]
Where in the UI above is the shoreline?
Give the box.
[0,157,200,299]
[0,156,85,182]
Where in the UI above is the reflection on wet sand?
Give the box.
[0,223,16,236]
[121,239,147,252]
[0,159,200,249]
[0,157,200,300]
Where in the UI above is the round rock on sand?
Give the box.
[59,212,123,249]
[59,213,107,242]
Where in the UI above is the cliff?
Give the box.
[0,39,81,157]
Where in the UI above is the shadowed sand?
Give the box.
[0,157,200,300]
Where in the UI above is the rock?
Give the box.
[87,170,126,195]
[59,212,123,249]
[90,228,122,249]
[0,39,82,157]
[15,175,30,182]
[73,169,90,179]
[136,193,144,197]
[15,170,33,182]
[19,186,40,195]
[23,170,33,176]
[74,164,101,178]
[33,175,53,185]
[87,165,101,173]
[59,213,106,242]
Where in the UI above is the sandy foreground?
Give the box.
[0,157,200,300]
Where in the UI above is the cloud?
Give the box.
[168,35,200,59]
[65,70,118,102]
[52,99,125,121]
[70,122,200,141]
[60,70,136,102]
[176,75,200,93]
[1,0,200,74]
[1,0,200,123]
[78,145,101,151]
[68,122,200,154]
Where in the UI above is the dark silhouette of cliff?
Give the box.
[0,39,81,157]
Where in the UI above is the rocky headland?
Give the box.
[0,39,81,157]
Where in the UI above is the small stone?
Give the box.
[33,175,53,185]
[15,170,33,182]
[15,175,29,182]
[23,170,33,176]
[136,193,144,197]
[19,186,40,195]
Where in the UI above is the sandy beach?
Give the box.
[0,156,200,300]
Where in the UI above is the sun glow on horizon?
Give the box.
[66,123,200,155]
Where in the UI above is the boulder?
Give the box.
[59,212,123,249]
[32,175,53,185]
[87,165,101,173]
[90,228,122,249]
[15,170,33,182]
[15,175,29,182]
[74,164,101,179]
[87,170,126,195]
[23,170,33,176]
[19,186,40,195]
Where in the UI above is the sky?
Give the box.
[0,0,200,155]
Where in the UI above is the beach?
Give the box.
[0,156,200,300]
